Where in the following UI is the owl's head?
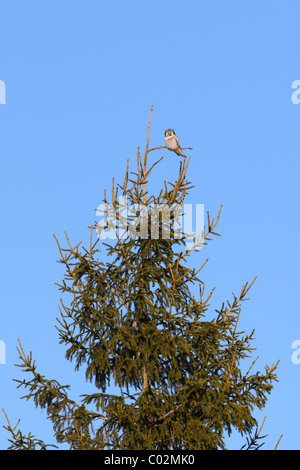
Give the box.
[164,129,176,137]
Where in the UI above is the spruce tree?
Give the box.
[3,107,279,450]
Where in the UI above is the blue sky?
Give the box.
[0,0,299,450]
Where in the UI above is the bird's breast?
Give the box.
[165,136,178,149]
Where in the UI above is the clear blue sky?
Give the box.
[0,0,299,450]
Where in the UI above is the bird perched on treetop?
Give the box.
[164,129,186,158]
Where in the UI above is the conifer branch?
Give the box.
[2,408,57,450]
[143,105,153,205]
[152,403,183,425]
[14,339,107,422]
[257,416,266,437]
[274,434,283,450]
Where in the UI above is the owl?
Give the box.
[164,129,186,158]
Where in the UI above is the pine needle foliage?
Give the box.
[4,107,279,450]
